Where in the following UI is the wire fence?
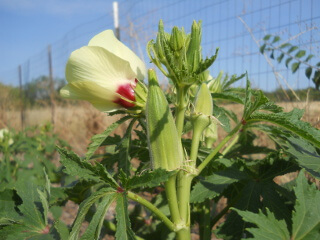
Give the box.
[0,0,319,129]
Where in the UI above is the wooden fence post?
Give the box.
[48,45,55,126]
[18,65,25,129]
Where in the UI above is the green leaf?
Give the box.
[305,54,314,62]
[288,46,298,54]
[37,189,49,225]
[68,188,115,240]
[86,116,131,160]
[313,70,320,90]
[277,53,285,63]
[305,67,313,79]
[213,103,231,132]
[0,189,21,221]
[281,137,320,179]
[190,167,248,203]
[291,170,320,239]
[279,43,291,49]
[222,73,246,90]
[263,34,272,41]
[259,44,266,54]
[292,62,300,73]
[215,181,262,239]
[80,193,117,240]
[272,36,281,44]
[234,208,290,240]
[285,57,293,68]
[295,50,306,58]
[58,147,118,188]
[270,50,275,59]
[118,119,136,176]
[247,108,320,148]
[212,92,244,104]
[15,180,46,231]
[242,76,277,119]
[115,193,136,240]
[126,169,175,190]
[54,220,70,240]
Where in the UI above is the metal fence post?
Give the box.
[113,1,120,40]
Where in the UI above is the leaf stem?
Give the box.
[221,134,239,156]
[127,191,176,232]
[197,123,241,175]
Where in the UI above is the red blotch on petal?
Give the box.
[113,81,136,108]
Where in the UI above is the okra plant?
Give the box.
[2,20,320,240]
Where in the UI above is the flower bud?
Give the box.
[204,122,218,148]
[0,128,14,146]
[207,71,223,93]
[170,27,184,53]
[187,21,202,72]
[146,69,183,171]
[191,83,213,132]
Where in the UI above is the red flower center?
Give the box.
[113,80,137,108]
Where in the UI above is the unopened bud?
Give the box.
[170,27,184,52]
[192,83,213,132]
[187,21,202,72]
[208,71,223,93]
[204,122,218,148]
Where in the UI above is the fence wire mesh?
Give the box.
[0,0,319,128]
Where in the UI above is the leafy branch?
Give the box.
[260,34,320,90]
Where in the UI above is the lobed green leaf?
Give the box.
[86,116,131,160]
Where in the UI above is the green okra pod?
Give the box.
[146,69,183,171]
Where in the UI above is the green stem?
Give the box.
[176,228,191,240]
[175,86,188,137]
[164,175,181,225]
[127,191,176,232]
[197,123,241,175]
[177,172,193,223]
[200,199,212,240]
[221,134,239,156]
[189,127,202,166]
[4,149,11,181]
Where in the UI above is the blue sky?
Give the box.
[0,0,116,73]
[0,0,319,91]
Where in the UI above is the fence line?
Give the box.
[0,0,319,129]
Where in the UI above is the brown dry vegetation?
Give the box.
[2,101,319,156]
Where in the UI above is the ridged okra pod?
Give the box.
[146,69,183,171]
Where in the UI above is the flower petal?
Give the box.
[88,30,146,80]
[60,81,120,112]
[66,46,136,88]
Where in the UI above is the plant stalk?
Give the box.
[197,123,241,175]
[127,191,176,232]
[175,86,188,137]
[4,149,11,181]
[199,199,212,240]
[164,175,181,225]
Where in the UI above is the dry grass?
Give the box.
[2,101,319,156]
[1,102,123,155]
